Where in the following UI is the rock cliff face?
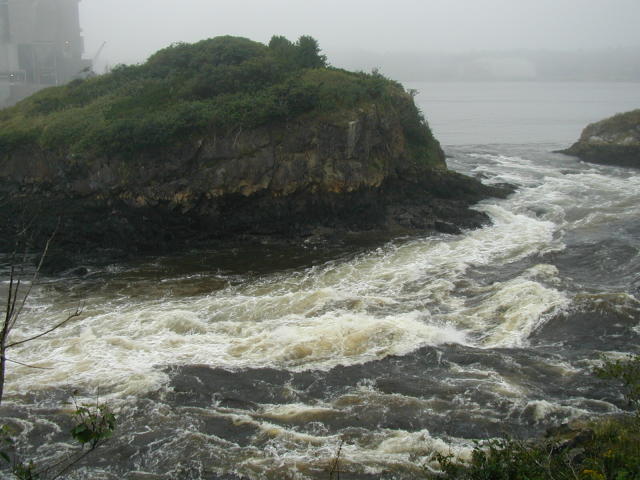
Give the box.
[0,105,506,264]
[562,109,640,168]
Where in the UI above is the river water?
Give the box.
[2,82,640,479]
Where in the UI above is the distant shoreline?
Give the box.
[328,48,640,83]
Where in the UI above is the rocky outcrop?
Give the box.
[562,109,640,168]
[0,35,513,267]
[0,105,508,266]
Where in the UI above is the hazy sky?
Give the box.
[79,0,640,70]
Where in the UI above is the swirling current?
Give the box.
[1,142,639,479]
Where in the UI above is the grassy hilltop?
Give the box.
[0,35,439,165]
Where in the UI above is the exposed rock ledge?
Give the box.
[0,109,509,268]
[562,109,640,168]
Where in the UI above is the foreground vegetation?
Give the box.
[0,35,435,163]
[1,238,116,479]
[431,355,640,480]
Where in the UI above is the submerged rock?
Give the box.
[562,109,640,168]
[0,36,509,264]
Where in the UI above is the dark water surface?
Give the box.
[2,82,640,479]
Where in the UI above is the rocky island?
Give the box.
[562,109,640,168]
[0,35,507,265]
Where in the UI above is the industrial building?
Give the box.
[0,0,90,107]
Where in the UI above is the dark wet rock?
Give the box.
[198,415,259,447]
[168,365,296,406]
[66,266,89,276]
[561,109,640,168]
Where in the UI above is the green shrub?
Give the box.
[0,35,434,162]
[432,356,640,480]
[1,400,116,479]
[596,355,640,412]
[435,420,640,480]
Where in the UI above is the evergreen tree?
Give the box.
[295,35,327,69]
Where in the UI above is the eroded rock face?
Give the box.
[3,109,426,198]
[562,109,640,168]
[0,107,507,266]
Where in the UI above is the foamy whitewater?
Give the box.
[2,82,640,479]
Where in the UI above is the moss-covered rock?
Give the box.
[562,109,640,168]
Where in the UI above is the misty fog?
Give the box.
[80,0,640,81]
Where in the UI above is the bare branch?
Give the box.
[4,357,53,370]
[7,277,21,332]
[13,221,35,246]
[6,305,83,349]
[11,218,60,326]
[35,438,104,480]
[328,439,345,480]
[3,266,15,331]
[47,441,103,480]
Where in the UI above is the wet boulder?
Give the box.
[562,109,640,168]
